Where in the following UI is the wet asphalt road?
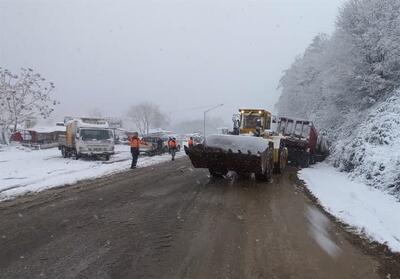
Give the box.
[0,157,396,279]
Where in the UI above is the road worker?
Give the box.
[157,137,164,154]
[188,137,194,148]
[168,137,177,161]
[129,132,140,169]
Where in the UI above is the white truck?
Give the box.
[58,118,115,160]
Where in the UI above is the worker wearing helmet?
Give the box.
[129,132,140,169]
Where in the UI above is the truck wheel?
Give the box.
[300,152,310,168]
[61,147,67,158]
[310,154,316,165]
[209,168,227,178]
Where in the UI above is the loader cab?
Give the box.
[239,109,272,134]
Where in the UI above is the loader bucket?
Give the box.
[185,135,273,176]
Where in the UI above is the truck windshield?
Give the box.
[301,125,311,138]
[80,129,112,141]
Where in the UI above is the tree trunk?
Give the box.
[0,127,10,145]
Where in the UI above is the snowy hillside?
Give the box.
[332,91,400,197]
[276,0,400,197]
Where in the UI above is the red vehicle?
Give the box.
[275,117,328,167]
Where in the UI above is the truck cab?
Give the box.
[59,118,115,160]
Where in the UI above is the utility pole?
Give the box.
[203,104,224,140]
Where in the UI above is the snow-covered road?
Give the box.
[299,162,400,253]
[0,145,183,201]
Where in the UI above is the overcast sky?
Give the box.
[0,0,345,124]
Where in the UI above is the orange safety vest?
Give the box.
[169,140,177,149]
[130,137,140,148]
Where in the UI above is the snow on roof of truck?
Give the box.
[67,118,110,128]
[278,116,313,125]
[26,126,66,133]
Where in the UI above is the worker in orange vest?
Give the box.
[130,132,140,169]
[188,137,194,148]
[168,137,177,161]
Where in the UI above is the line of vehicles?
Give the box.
[57,117,186,160]
[58,110,329,179]
[185,108,329,181]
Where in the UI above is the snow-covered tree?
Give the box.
[0,67,57,132]
[277,33,329,120]
[277,0,400,133]
[276,0,400,197]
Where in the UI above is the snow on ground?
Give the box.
[331,90,400,198]
[0,144,184,201]
[299,162,400,253]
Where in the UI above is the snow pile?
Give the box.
[0,145,183,201]
[299,163,400,253]
[332,91,400,197]
[205,134,269,154]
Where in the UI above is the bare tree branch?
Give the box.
[127,102,167,135]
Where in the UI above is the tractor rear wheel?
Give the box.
[61,147,67,158]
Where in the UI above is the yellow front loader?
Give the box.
[185,109,288,181]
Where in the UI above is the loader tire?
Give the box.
[209,168,227,178]
[256,159,273,182]
[275,148,287,174]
